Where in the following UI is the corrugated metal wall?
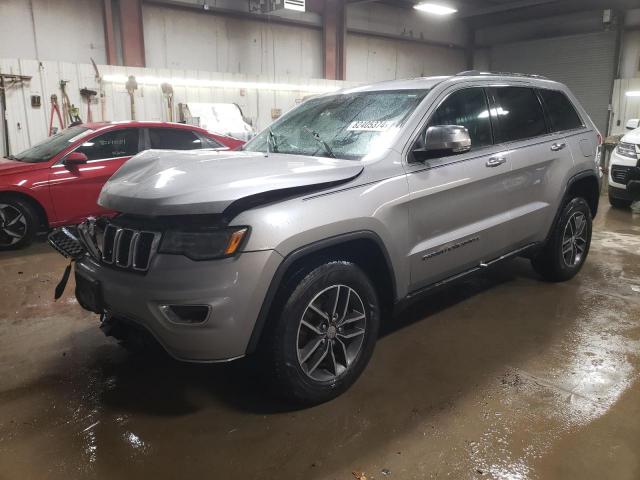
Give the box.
[489,31,617,133]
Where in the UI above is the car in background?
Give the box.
[0,121,244,250]
[608,118,640,208]
[181,103,255,141]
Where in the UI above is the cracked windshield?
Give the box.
[244,89,428,160]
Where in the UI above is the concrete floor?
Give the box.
[0,201,639,480]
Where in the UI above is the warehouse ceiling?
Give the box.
[371,0,639,26]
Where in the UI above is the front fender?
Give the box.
[244,229,397,355]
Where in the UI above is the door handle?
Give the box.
[550,142,566,151]
[486,156,506,167]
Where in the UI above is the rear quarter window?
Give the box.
[202,135,224,148]
[538,89,584,132]
[149,128,203,150]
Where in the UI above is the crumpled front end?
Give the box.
[50,217,283,362]
[98,149,363,217]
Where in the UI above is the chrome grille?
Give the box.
[101,224,160,272]
[611,166,631,185]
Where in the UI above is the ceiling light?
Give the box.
[626,91,640,97]
[414,2,457,15]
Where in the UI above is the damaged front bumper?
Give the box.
[49,219,283,362]
[74,248,282,362]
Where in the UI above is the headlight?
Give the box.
[616,142,638,159]
[159,227,249,260]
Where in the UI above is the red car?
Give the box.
[0,121,244,250]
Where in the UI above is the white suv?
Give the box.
[609,118,640,208]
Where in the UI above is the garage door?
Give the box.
[489,31,616,134]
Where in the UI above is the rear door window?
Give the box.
[75,128,140,161]
[201,135,224,148]
[538,89,584,132]
[426,87,493,149]
[149,128,203,150]
[491,87,547,143]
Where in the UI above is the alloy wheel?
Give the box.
[561,211,587,267]
[296,284,367,382]
[0,204,28,247]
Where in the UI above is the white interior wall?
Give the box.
[347,2,467,47]
[475,10,605,46]
[148,0,323,26]
[142,2,468,84]
[345,0,467,82]
[0,0,106,65]
[346,34,465,83]
[620,5,640,80]
[0,58,354,157]
[473,48,491,72]
[611,78,640,136]
[143,4,324,79]
[621,30,640,79]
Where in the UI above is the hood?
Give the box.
[99,149,364,217]
[0,158,46,176]
[622,127,640,145]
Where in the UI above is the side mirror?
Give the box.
[626,118,639,131]
[411,125,471,162]
[63,151,88,166]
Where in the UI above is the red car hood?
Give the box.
[0,157,48,176]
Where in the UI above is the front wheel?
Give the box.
[267,261,380,405]
[0,198,39,250]
[531,197,592,282]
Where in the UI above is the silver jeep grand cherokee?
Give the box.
[51,71,602,404]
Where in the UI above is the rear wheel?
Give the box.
[267,261,380,405]
[531,197,592,282]
[608,194,631,209]
[0,198,39,250]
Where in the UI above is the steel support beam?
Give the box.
[323,0,346,80]
[102,0,118,65]
[119,0,145,67]
[456,0,561,18]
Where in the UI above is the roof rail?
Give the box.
[455,70,549,80]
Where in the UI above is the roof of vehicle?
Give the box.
[82,121,210,131]
[622,127,640,144]
[340,71,564,94]
[78,121,242,143]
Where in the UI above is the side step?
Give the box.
[403,242,539,303]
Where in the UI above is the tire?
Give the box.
[0,197,39,250]
[608,194,631,209]
[531,197,592,282]
[266,261,380,405]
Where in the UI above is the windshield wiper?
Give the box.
[303,126,336,158]
[267,129,278,154]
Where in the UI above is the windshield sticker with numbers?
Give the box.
[347,121,392,132]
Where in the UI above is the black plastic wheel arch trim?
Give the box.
[245,230,396,355]
[543,170,600,247]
